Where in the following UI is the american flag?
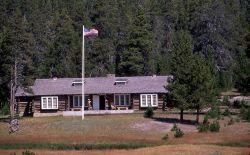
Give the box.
[84,28,98,37]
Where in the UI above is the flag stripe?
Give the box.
[84,28,98,37]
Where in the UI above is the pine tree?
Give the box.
[117,5,153,76]
[168,30,194,122]
[168,30,214,122]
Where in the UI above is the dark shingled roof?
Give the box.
[17,76,170,96]
[15,87,34,97]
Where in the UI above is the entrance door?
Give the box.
[99,95,106,110]
[93,95,100,110]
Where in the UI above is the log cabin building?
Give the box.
[15,74,171,117]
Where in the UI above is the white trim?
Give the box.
[114,94,131,106]
[140,94,158,107]
[41,96,58,110]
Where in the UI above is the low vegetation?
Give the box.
[227,117,234,125]
[170,123,184,138]
[222,96,230,106]
[197,123,210,133]
[161,134,168,141]
[171,123,178,132]
[0,103,9,116]
[207,103,221,119]
[240,106,250,121]
[0,113,249,154]
[209,121,220,132]
[0,143,156,150]
[22,150,36,155]
[144,107,154,118]
[174,128,184,138]
[197,117,221,133]
[222,108,231,116]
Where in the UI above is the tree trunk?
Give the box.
[196,107,200,123]
[10,67,14,119]
[180,109,184,122]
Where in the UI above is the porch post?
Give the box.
[67,96,70,111]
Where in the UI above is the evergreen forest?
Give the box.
[0,0,249,103]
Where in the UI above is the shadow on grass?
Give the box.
[152,117,197,125]
[0,117,11,123]
[0,116,24,123]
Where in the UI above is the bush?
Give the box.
[171,123,178,131]
[203,115,209,124]
[197,124,209,132]
[174,128,184,138]
[0,103,9,115]
[223,108,231,116]
[162,134,168,141]
[209,121,220,132]
[222,96,230,106]
[22,150,36,155]
[228,118,234,125]
[207,106,221,119]
[240,107,250,121]
[198,115,210,132]
[144,107,154,118]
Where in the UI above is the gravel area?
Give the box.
[132,120,197,133]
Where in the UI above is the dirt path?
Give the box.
[1,144,249,155]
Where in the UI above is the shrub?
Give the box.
[171,123,178,131]
[228,118,234,125]
[144,107,154,118]
[197,124,209,132]
[209,121,220,132]
[223,108,231,116]
[162,134,168,141]
[174,128,184,138]
[207,106,221,119]
[22,150,36,155]
[0,103,10,115]
[222,96,230,106]
[240,107,250,121]
[203,115,209,124]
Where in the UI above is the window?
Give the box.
[73,95,89,107]
[114,79,128,85]
[114,94,130,106]
[140,94,158,107]
[41,96,58,109]
[72,80,85,86]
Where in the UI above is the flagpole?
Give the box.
[82,25,85,120]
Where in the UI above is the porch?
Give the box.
[63,109,134,116]
[67,94,132,111]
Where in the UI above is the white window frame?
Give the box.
[41,96,58,109]
[114,94,131,106]
[140,94,158,107]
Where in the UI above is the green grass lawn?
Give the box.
[0,112,249,154]
[0,113,165,144]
